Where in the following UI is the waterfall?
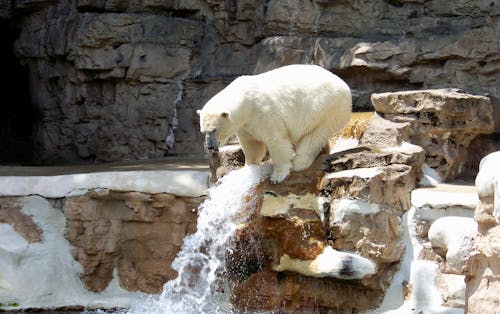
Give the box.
[128,164,271,314]
[165,80,183,150]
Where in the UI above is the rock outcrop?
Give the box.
[362,89,495,181]
[466,151,500,313]
[2,0,498,163]
[376,176,478,313]
[0,110,497,312]
[64,189,202,293]
[225,142,424,312]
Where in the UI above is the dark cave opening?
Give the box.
[0,20,34,165]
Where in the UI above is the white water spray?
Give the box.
[129,164,271,314]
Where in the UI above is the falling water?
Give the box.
[128,164,271,314]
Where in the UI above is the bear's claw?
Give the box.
[270,168,290,184]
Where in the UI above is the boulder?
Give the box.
[428,216,477,274]
[367,89,494,181]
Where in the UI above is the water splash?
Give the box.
[129,164,271,314]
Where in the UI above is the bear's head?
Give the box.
[197,76,249,151]
[197,109,234,152]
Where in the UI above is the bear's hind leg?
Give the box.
[293,125,336,172]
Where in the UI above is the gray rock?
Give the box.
[4,0,499,163]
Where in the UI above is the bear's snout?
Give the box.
[205,131,219,152]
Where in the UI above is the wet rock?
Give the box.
[375,181,479,313]
[207,145,245,184]
[228,142,423,312]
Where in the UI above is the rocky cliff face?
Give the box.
[1,0,498,163]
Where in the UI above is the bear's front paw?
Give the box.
[270,165,290,184]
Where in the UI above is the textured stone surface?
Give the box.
[0,195,151,310]
[466,225,500,313]
[2,0,498,163]
[367,89,494,181]
[64,189,202,293]
[0,197,42,243]
[226,143,423,312]
[377,183,479,313]
[466,151,500,313]
[360,112,412,148]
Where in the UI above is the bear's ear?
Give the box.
[221,111,229,119]
[196,110,201,115]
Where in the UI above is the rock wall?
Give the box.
[1,0,499,163]
[0,169,208,310]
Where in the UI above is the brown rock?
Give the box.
[360,112,412,148]
[321,164,416,213]
[228,145,421,312]
[466,152,500,313]
[370,89,494,181]
[466,225,500,314]
[64,190,202,293]
[0,197,43,243]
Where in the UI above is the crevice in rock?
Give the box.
[0,20,35,165]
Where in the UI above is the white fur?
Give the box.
[199,64,352,183]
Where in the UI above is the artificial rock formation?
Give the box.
[466,151,500,313]
[362,89,495,181]
[1,0,499,163]
[64,189,202,293]
[0,169,208,310]
[225,143,425,312]
[0,197,43,243]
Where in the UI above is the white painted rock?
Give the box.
[475,151,500,224]
[0,196,148,310]
[274,246,376,280]
[0,170,209,198]
[382,260,464,314]
[428,216,477,272]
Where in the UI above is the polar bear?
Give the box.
[198,64,352,183]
